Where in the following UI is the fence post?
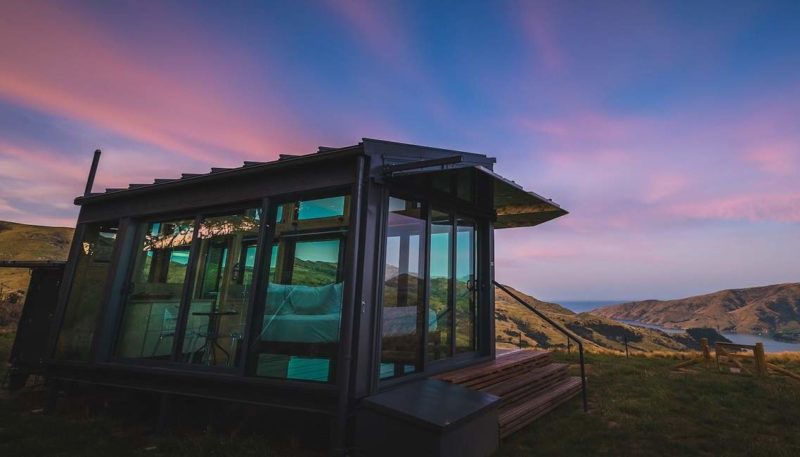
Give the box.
[701,338,711,367]
[624,336,629,359]
[754,342,767,376]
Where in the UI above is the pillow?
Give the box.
[290,284,334,315]
[265,283,293,315]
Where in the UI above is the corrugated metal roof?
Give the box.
[75,143,364,205]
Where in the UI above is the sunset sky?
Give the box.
[0,1,798,301]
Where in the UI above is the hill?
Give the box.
[592,283,800,339]
[494,285,711,353]
[0,220,74,327]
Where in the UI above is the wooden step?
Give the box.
[435,350,550,388]
[499,377,582,438]
[483,363,568,406]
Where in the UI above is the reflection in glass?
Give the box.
[115,219,195,359]
[455,218,476,353]
[252,195,349,382]
[428,209,452,361]
[380,197,426,379]
[180,208,261,367]
[55,222,119,360]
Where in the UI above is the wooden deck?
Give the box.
[434,350,582,438]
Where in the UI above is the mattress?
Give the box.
[258,305,437,343]
[260,313,341,343]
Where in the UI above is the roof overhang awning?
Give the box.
[385,165,568,229]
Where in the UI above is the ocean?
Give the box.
[620,320,800,353]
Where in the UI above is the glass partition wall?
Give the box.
[111,194,349,383]
[115,210,262,368]
[55,221,120,360]
[380,195,483,380]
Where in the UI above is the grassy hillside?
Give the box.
[593,283,800,339]
[0,221,73,328]
[498,351,800,457]
[495,285,711,353]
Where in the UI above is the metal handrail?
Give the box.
[494,281,588,412]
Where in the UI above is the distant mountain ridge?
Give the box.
[494,285,717,353]
[592,283,800,337]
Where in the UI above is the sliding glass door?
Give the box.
[428,209,452,361]
[380,197,426,379]
[455,217,477,354]
[380,195,481,380]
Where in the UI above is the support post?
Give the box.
[156,393,174,434]
[84,149,102,196]
[43,379,60,415]
[332,155,366,456]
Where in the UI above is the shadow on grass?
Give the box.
[1,331,325,457]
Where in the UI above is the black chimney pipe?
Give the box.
[83,149,102,196]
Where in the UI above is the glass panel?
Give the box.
[428,209,452,361]
[115,218,195,359]
[455,217,477,353]
[252,195,349,382]
[180,208,262,367]
[54,222,119,360]
[380,197,426,379]
[298,196,345,220]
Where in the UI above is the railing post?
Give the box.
[493,280,588,413]
[578,342,588,412]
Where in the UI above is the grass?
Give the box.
[3,334,800,456]
[498,351,800,457]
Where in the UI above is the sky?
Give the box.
[0,1,798,301]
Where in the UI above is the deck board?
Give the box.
[434,349,582,439]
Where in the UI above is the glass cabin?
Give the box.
[45,138,566,448]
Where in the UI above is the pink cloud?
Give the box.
[515,2,566,72]
[742,142,798,176]
[0,1,309,165]
[322,0,415,71]
[668,193,800,223]
[643,174,688,203]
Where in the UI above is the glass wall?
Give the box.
[54,221,119,360]
[380,198,426,379]
[251,195,349,382]
[379,196,483,380]
[115,218,195,359]
[179,208,261,367]
[428,209,452,361]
